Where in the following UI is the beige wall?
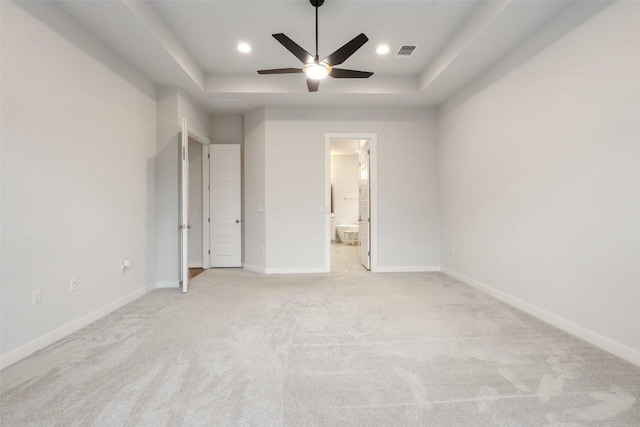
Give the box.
[1,1,157,366]
[438,2,640,364]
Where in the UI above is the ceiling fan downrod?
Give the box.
[311,0,324,62]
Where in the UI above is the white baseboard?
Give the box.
[442,267,640,367]
[243,264,266,274]
[374,265,441,273]
[0,285,154,370]
[188,263,203,268]
[264,267,329,274]
[156,281,179,289]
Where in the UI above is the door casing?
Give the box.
[324,133,378,272]
[179,119,212,293]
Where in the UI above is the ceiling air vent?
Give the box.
[396,45,417,58]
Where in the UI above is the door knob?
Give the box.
[235,219,240,223]
[187,225,192,229]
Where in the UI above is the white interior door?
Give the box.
[359,141,370,270]
[180,118,189,292]
[210,144,242,267]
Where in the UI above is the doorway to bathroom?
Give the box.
[325,133,378,273]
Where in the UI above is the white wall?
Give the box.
[1,1,157,367]
[243,109,266,272]
[438,2,640,364]
[155,88,211,287]
[178,89,210,138]
[262,107,440,273]
[211,115,243,145]
[331,154,359,229]
[155,88,180,287]
[188,140,203,267]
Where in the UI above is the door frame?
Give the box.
[186,125,212,270]
[324,133,378,273]
[179,121,212,293]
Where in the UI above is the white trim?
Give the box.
[180,118,189,293]
[187,125,211,145]
[442,268,640,367]
[243,264,266,274]
[179,125,211,273]
[176,124,211,145]
[324,133,378,272]
[375,266,441,273]
[264,267,329,275]
[0,285,154,370]
[156,281,179,289]
[188,263,203,269]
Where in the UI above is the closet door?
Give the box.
[210,144,242,267]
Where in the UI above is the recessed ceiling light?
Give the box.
[237,43,251,53]
[376,44,390,55]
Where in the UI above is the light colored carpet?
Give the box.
[1,270,639,426]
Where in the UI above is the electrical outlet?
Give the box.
[121,259,131,272]
[70,278,78,292]
[32,288,41,305]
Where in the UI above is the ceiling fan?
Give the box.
[257,0,373,92]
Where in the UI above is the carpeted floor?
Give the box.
[1,270,639,426]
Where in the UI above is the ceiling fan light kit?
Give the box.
[257,0,373,92]
[305,62,330,80]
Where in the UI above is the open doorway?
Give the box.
[188,138,207,279]
[178,119,211,292]
[325,133,377,273]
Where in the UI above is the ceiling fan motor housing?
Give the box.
[310,0,325,7]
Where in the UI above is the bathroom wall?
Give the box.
[331,154,359,235]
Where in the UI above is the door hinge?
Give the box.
[367,149,370,155]
[208,250,211,255]
[208,153,210,158]
[368,251,370,256]
[208,217,210,223]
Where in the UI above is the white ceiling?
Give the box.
[56,0,577,114]
[331,139,362,156]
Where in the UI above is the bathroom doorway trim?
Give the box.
[324,133,378,272]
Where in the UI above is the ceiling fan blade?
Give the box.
[257,68,304,75]
[330,68,373,78]
[322,33,369,66]
[273,33,314,64]
[307,79,320,92]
